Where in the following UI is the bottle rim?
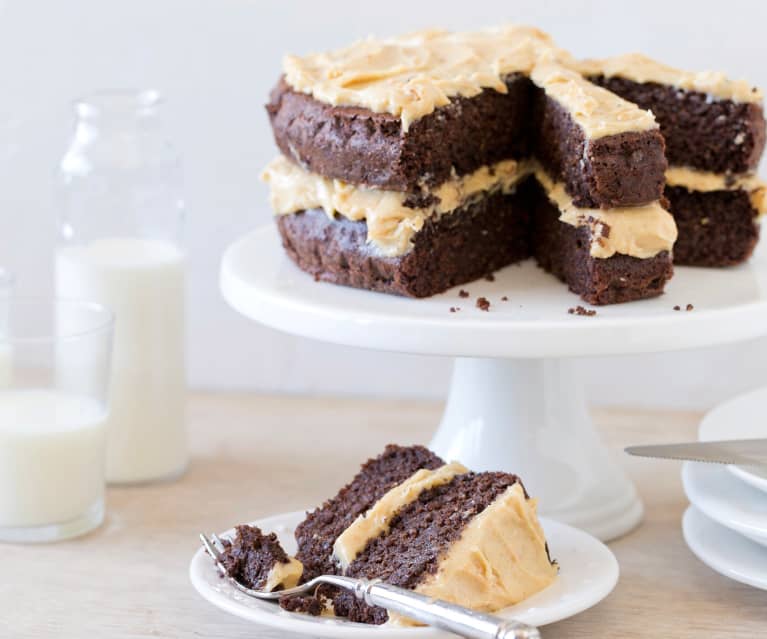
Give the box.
[75,89,163,120]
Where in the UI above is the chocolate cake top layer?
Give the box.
[578,53,762,104]
[588,75,766,173]
[294,444,444,581]
[282,25,566,130]
[267,74,534,192]
[530,63,657,139]
[221,525,303,591]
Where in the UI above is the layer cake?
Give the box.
[221,444,557,625]
[263,27,765,304]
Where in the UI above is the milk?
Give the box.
[56,237,186,483]
[0,390,107,527]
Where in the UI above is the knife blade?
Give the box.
[625,438,767,466]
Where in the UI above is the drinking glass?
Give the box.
[0,298,114,542]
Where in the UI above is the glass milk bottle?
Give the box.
[56,90,187,484]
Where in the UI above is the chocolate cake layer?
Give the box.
[267,75,533,192]
[335,472,524,625]
[530,182,674,304]
[590,76,767,174]
[221,525,293,590]
[276,189,533,298]
[294,445,443,581]
[533,89,666,208]
[269,76,665,209]
[665,186,761,266]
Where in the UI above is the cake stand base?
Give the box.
[431,357,642,541]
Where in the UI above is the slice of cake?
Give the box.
[284,444,557,625]
[220,524,303,591]
[263,27,679,305]
[581,54,766,266]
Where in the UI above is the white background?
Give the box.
[0,0,765,408]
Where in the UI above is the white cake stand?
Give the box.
[220,225,767,541]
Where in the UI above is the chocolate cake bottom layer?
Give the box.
[529,181,674,304]
[276,179,674,304]
[276,189,533,298]
[665,186,760,267]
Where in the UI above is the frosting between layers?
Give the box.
[264,556,303,592]
[388,483,557,626]
[534,170,678,259]
[530,63,657,139]
[263,156,678,259]
[666,166,767,218]
[262,155,533,257]
[577,53,763,104]
[283,25,571,130]
[666,166,766,192]
[332,461,468,571]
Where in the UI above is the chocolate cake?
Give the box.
[262,26,764,304]
[581,54,766,266]
[281,444,557,625]
[220,524,303,592]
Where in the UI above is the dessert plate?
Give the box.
[682,462,767,548]
[190,510,619,638]
[699,386,767,494]
[682,506,767,591]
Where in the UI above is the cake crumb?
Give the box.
[458,289,470,298]
[686,303,694,311]
[568,305,596,317]
[476,297,491,311]
[673,305,681,311]
[449,306,461,313]
[501,296,509,301]
[485,274,495,282]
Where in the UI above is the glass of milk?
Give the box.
[0,298,114,543]
[56,90,187,484]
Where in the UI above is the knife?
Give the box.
[625,438,767,466]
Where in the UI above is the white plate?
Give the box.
[682,462,767,547]
[682,506,767,591]
[699,386,767,494]
[189,510,619,638]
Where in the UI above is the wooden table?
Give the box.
[4,393,766,637]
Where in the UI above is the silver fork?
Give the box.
[200,533,541,639]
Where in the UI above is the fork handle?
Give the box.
[350,578,540,639]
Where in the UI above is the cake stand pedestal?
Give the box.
[220,225,767,541]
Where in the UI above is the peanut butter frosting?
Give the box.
[283,25,570,130]
[388,483,557,626]
[263,556,303,592]
[264,156,678,260]
[332,461,468,571]
[666,166,767,218]
[530,63,657,139]
[577,53,763,104]
[262,155,533,257]
[534,169,678,259]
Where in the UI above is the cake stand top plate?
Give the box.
[220,225,767,358]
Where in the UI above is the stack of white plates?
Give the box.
[682,387,767,590]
